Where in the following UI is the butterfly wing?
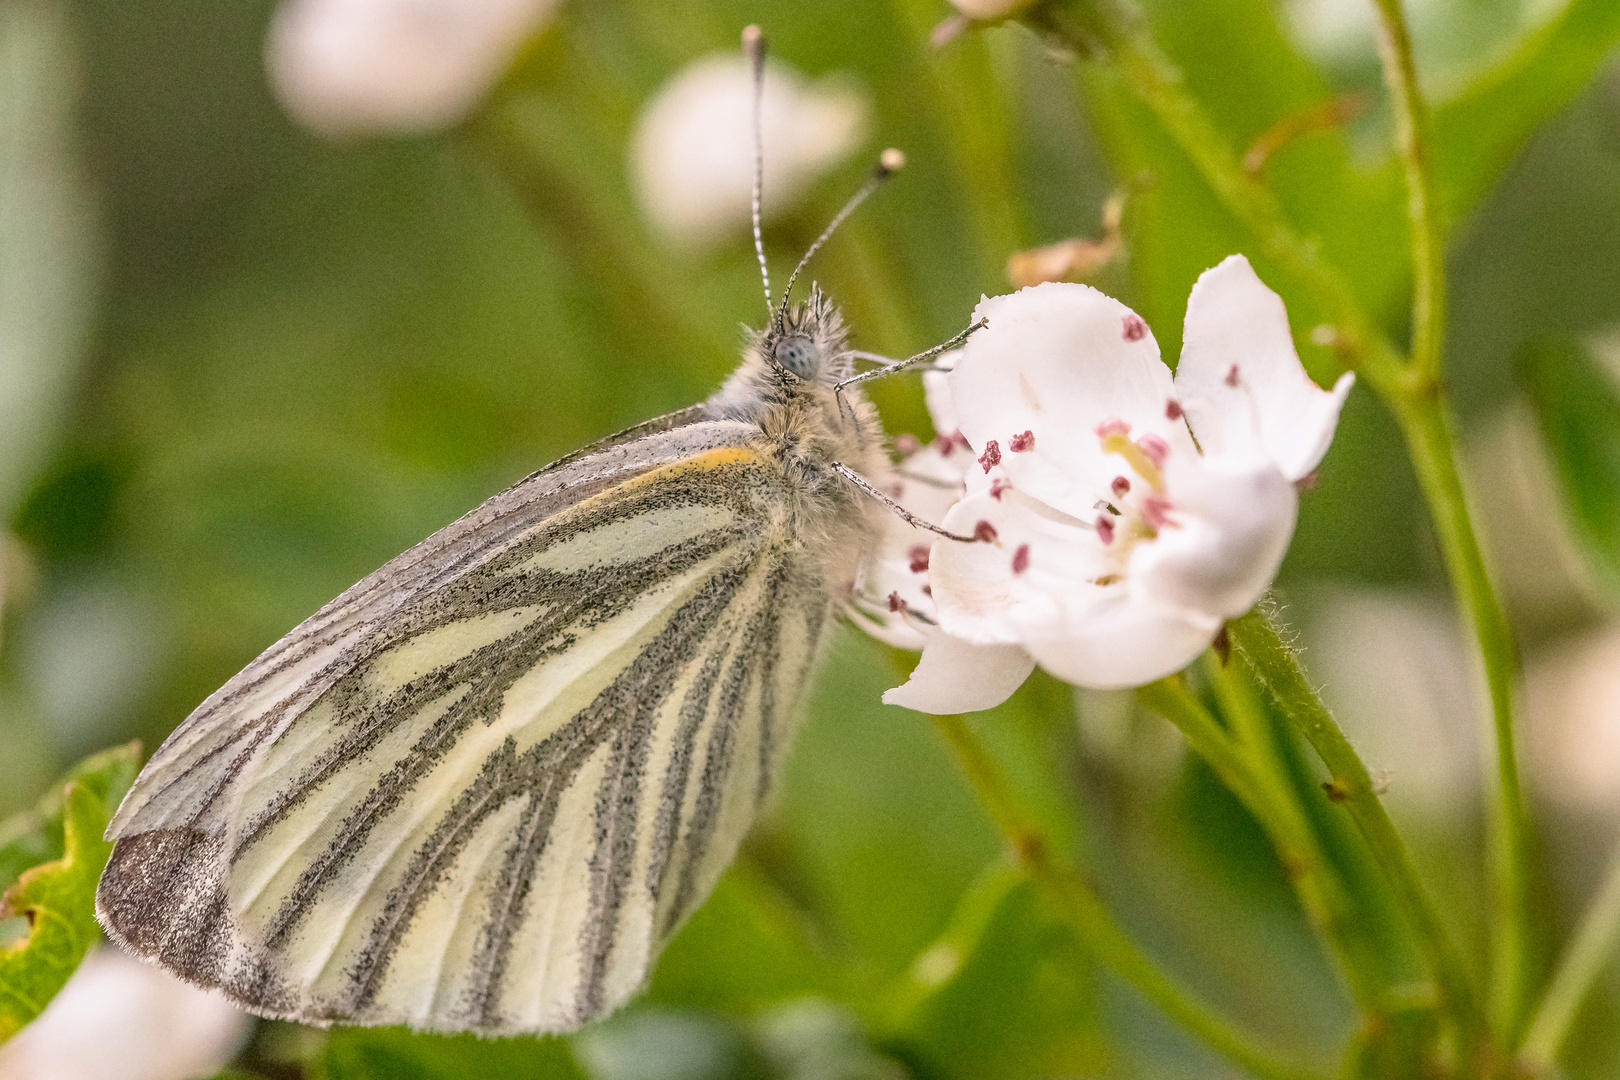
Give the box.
[98,416,832,1033]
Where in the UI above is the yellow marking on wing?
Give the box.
[612,445,762,493]
[535,444,765,536]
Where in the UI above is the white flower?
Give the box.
[266,0,563,136]
[0,945,249,1080]
[630,55,868,248]
[884,255,1353,710]
[849,367,1037,713]
[849,370,966,651]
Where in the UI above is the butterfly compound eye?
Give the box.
[773,334,820,378]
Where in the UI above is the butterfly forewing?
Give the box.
[98,420,832,1033]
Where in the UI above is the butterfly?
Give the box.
[95,28,975,1035]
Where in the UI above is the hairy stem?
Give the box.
[1138,675,1388,1015]
[928,712,1329,1080]
[1227,611,1485,1059]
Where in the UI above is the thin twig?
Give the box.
[1366,0,1534,1040]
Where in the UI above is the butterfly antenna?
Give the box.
[775,148,905,333]
[743,25,772,317]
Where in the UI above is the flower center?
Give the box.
[1090,418,1179,579]
[1096,420,1166,493]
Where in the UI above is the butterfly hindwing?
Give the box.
[98,418,831,1033]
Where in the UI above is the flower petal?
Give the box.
[850,449,965,649]
[1017,591,1218,690]
[1175,254,1354,480]
[923,363,960,439]
[882,629,1035,713]
[929,491,1103,646]
[948,282,1190,517]
[1130,451,1298,620]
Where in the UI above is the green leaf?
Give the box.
[1519,337,1620,599]
[1432,0,1620,228]
[878,864,1106,1079]
[0,781,114,1042]
[647,860,847,1014]
[1075,0,1620,357]
[0,741,141,895]
[318,1027,587,1080]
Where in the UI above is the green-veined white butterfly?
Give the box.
[96,28,975,1035]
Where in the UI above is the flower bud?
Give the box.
[948,0,1034,21]
[267,0,563,136]
[630,55,868,247]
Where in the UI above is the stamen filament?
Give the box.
[1100,432,1165,492]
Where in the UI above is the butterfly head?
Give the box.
[757,284,852,386]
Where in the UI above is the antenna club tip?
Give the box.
[879,147,906,174]
[742,24,764,53]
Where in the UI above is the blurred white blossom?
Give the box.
[1303,588,1480,814]
[630,55,868,247]
[884,257,1352,711]
[1526,625,1620,815]
[266,0,563,136]
[0,946,248,1080]
[18,577,163,757]
[946,0,1033,21]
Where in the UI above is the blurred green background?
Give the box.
[3,0,1620,1075]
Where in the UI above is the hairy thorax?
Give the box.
[761,381,888,597]
[707,291,891,604]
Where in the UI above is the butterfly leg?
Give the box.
[830,462,978,542]
[832,318,987,419]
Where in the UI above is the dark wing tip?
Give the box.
[95,828,296,1012]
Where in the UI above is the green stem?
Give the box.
[1366,0,1534,1037]
[1519,842,1620,1070]
[1361,0,1531,1039]
[1367,0,1444,382]
[1138,675,1387,1016]
[1227,611,1485,1057]
[928,713,1329,1080]
[1395,392,1534,1041]
[1042,0,1535,1048]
